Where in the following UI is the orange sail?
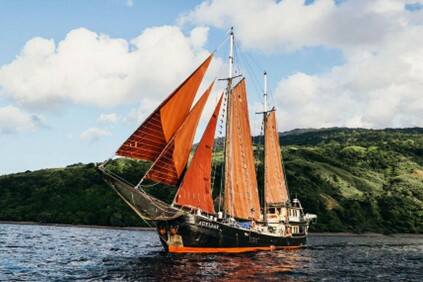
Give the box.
[174,95,223,214]
[224,79,261,220]
[265,111,289,205]
[116,55,213,161]
[144,82,214,185]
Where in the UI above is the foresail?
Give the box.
[144,82,214,185]
[265,111,289,205]
[116,55,213,161]
[174,94,223,214]
[224,79,261,221]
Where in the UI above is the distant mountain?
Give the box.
[1,128,422,233]
[280,128,323,136]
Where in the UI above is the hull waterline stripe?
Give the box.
[168,245,303,253]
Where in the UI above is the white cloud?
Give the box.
[0,105,41,134]
[190,26,209,49]
[274,33,423,129]
[182,0,423,129]
[80,127,112,142]
[0,25,220,110]
[181,0,421,53]
[97,113,119,125]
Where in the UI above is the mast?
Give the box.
[262,73,290,207]
[223,27,234,218]
[228,27,234,80]
[264,71,268,112]
[263,71,268,224]
[222,27,261,221]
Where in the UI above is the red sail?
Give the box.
[224,79,261,221]
[174,95,223,214]
[144,82,214,185]
[265,111,289,205]
[116,55,213,161]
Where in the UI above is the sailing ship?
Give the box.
[98,28,316,253]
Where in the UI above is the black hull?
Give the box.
[98,166,308,253]
[156,214,307,253]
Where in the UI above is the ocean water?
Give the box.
[0,224,422,281]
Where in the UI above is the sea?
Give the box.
[0,223,422,281]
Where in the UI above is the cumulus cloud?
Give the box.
[0,105,42,134]
[182,0,423,129]
[0,25,221,110]
[80,127,112,142]
[274,36,423,129]
[273,18,423,129]
[97,113,119,125]
[181,0,421,52]
[189,26,209,49]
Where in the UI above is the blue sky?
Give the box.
[0,0,422,174]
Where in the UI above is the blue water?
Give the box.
[0,224,422,281]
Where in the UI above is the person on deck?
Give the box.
[167,226,183,247]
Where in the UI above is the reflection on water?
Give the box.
[0,224,422,281]
[108,248,309,281]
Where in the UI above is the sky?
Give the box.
[0,0,422,175]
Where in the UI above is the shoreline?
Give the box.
[1,221,421,236]
[0,220,155,231]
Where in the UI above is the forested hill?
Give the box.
[1,128,422,233]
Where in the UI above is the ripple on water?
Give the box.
[0,224,422,281]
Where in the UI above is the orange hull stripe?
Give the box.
[168,245,302,254]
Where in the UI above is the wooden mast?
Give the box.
[222,27,235,218]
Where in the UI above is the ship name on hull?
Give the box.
[198,220,220,230]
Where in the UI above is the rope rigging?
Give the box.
[100,27,279,220]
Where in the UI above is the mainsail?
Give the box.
[144,82,214,185]
[174,95,223,214]
[224,79,261,221]
[264,111,289,205]
[116,55,213,161]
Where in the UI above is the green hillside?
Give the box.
[1,128,422,233]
